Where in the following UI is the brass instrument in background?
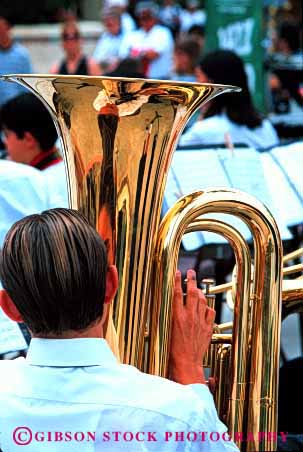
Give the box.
[3,74,296,452]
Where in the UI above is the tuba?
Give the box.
[2,74,287,451]
[1,74,238,368]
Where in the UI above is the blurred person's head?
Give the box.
[0,93,58,164]
[197,50,262,129]
[0,208,118,338]
[135,1,159,32]
[277,22,302,54]
[187,24,205,52]
[61,21,82,59]
[186,0,199,12]
[174,38,200,75]
[106,58,144,78]
[107,0,128,13]
[0,15,12,49]
[102,7,122,36]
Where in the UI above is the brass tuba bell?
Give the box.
[1,74,238,370]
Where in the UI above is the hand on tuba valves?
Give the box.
[169,269,216,386]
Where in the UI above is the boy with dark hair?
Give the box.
[0,93,60,169]
[0,208,238,451]
[0,93,68,207]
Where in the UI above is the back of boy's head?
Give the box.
[0,208,108,335]
[0,93,58,151]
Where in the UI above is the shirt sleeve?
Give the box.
[188,384,240,451]
[118,34,133,59]
[151,28,174,55]
[19,47,33,73]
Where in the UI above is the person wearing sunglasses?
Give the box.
[50,21,101,76]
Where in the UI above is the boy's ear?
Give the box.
[23,131,38,149]
[0,290,24,322]
[104,265,118,304]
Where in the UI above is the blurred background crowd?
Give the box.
[0,0,302,125]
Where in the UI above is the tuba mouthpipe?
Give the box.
[185,217,252,445]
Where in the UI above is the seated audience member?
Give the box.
[51,21,100,76]
[0,13,32,107]
[180,50,279,148]
[187,24,205,54]
[93,7,125,73]
[0,93,68,207]
[107,0,136,33]
[119,1,174,79]
[179,0,206,33]
[268,21,303,111]
[170,38,200,82]
[160,0,182,38]
[0,208,239,452]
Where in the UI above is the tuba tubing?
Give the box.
[151,188,282,452]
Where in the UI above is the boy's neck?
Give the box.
[33,321,104,339]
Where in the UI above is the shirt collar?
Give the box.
[29,148,62,171]
[26,338,118,367]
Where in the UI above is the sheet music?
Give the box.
[164,146,293,250]
[270,141,303,210]
[217,147,292,240]
[0,309,27,355]
[261,147,303,227]
[165,149,232,249]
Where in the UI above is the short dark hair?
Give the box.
[188,24,205,38]
[199,50,262,129]
[0,93,58,151]
[0,208,108,335]
[175,38,201,63]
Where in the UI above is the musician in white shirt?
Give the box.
[0,208,239,452]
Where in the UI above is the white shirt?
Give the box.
[119,25,174,79]
[179,9,206,32]
[0,161,52,248]
[93,31,125,67]
[0,338,239,451]
[43,160,68,208]
[179,113,279,149]
[121,12,136,33]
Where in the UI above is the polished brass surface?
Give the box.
[283,263,303,276]
[184,218,252,442]
[212,333,233,344]
[282,279,303,315]
[217,322,233,332]
[226,277,303,313]
[1,74,238,369]
[201,278,216,367]
[213,344,232,421]
[283,247,303,263]
[152,188,282,452]
[210,263,303,295]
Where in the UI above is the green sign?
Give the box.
[205,0,265,111]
